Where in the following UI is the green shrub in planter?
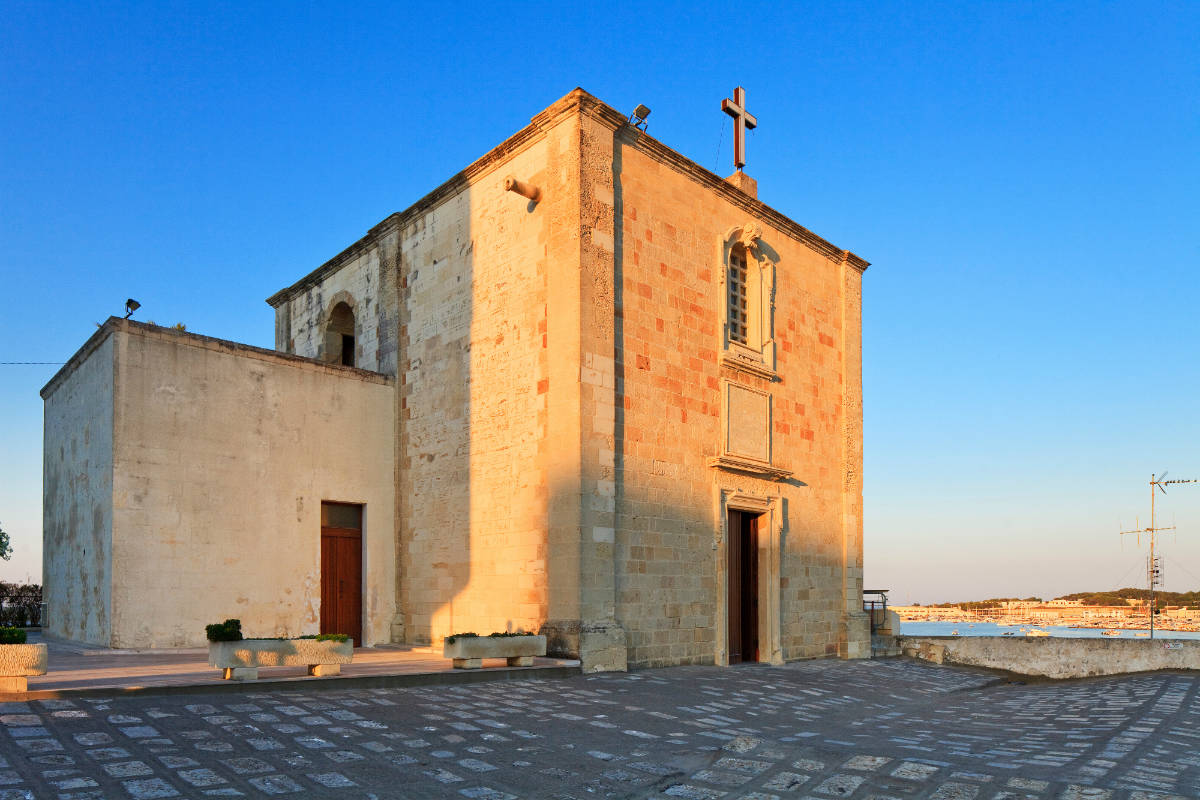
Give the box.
[445,632,479,645]
[0,626,26,645]
[298,633,350,643]
[205,619,243,642]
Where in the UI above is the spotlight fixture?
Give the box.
[629,103,651,130]
[124,298,141,319]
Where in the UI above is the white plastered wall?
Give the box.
[106,323,396,648]
[42,335,115,645]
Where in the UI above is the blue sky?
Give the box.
[2,1,1196,603]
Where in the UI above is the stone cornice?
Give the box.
[266,88,869,308]
[720,351,780,382]
[41,318,392,400]
[708,455,794,482]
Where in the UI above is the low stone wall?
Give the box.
[900,635,1200,679]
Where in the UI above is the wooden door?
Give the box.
[727,510,760,663]
[321,502,362,646]
[743,514,759,662]
[727,510,744,663]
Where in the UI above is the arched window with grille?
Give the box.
[719,223,776,379]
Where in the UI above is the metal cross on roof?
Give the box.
[722,86,757,171]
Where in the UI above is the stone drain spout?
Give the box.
[504,176,540,202]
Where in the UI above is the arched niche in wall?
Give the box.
[322,293,358,368]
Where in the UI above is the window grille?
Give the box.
[728,250,749,344]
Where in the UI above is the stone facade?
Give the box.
[43,88,870,668]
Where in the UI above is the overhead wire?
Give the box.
[715,118,725,174]
[1165,557,1200,590]
[1107,560,1140,592]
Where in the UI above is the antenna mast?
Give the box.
[1119,472,1197,639]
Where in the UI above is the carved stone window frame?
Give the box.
[714,487,784,666]
[718,223,778,381]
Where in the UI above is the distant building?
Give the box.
[891,606,963,621]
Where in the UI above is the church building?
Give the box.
[41,88,871,671]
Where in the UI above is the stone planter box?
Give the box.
[0,643,48,692]
[443,634,546,669]
[208,639,353,680]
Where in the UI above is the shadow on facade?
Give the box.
[401,160,554,646]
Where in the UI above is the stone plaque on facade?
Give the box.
[725,382,771,463]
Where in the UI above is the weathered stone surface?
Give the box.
[0,643,47,677]
[221,667,258,681]
[208,639,353,670]
[308,663,340,676]
[442,635,546,664]
[42,333,114,646]
[901,635,1200,678]
[579,621,628,673]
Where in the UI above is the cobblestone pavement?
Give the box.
[1,658,1199,799]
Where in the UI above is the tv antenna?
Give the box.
[1119,472,1198,639]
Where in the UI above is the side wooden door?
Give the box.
[728,510,744,664]
[744,514,759,662]
[320,503,362,646]
[727,509,760,664]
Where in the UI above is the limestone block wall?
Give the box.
[270,230,400,376]
[76,320,396,648]
[42,332,115,646]
[610,140,867,667]
[396,119,562,645]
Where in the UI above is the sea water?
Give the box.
[900,621,1200,640]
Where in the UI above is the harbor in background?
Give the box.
[902,620,1200,640]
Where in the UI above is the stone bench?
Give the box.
[443,634,546,669]
[0,644,47,692]
[208,639,353,680]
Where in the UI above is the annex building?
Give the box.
[41,88,871,671]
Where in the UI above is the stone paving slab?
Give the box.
[1,658,1198,799]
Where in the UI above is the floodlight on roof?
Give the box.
[629,104,651,130]
[124,298,140,319]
